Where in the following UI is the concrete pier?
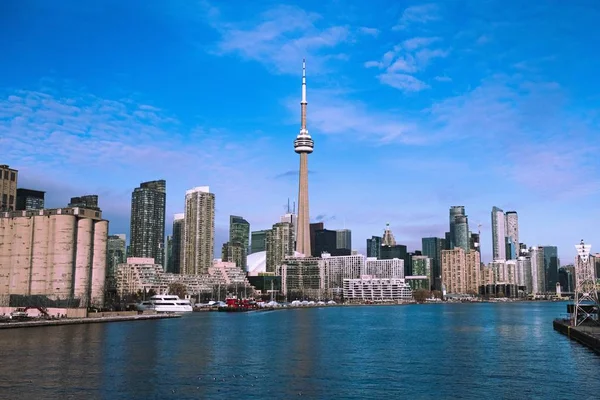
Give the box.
[553,319,600,354]
[0,313,181,329]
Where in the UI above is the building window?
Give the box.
[3,171,7,179]
[10,172,15,181]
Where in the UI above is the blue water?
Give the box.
[0,302,598,399]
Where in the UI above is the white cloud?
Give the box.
[358,27,380,36]
[434,75,452,82]
[211,5,349,74]
[377,72,429,92]
[393,3,440,30]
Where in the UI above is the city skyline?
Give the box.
[2,1,599,262]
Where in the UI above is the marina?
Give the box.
[0,313,180,329]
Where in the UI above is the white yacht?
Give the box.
[138,295,193,313]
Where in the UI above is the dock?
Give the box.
[553,319,600,354]
[0,313,181,329]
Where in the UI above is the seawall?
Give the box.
[553,319,600,354]
[0,313,181,329]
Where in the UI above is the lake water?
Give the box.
[0,302,598,399]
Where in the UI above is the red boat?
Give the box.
[217,297,260,312]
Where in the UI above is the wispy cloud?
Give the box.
[274,170,316,179]
[209,4,349,74]
[358,27,380,37]
[393,3,440,31]
[365,36,449,92]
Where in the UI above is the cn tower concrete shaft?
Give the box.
[296,152,311,256]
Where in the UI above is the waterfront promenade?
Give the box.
[0,313,180,329]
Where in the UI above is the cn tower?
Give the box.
[294,59,314,257]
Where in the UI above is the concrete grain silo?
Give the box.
[90,220,108,307]
[10,217,32,295]
[49,214,76,299]
[74,217,93,307]
[30,215,50,295]
[0,218,13,298]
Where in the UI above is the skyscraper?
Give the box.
[16,188,45,210]
[449,206,465,249]
[0,164,18,211]
[491,206,506,261]
[505,211,519,258]
[251,230,269,254]
[367,236,382,259]
[107,234,127,280]
[129,180,166,266]
[309,222,324,256]
[183,186,214,275]
[230,215,250,252]
[170,213,184,273]
[336,229,352,251]
[266,222,294,272]
[454,215,469,252]
[382,223,396,246]
[422,237,446,290]
[294,59,314,257]
[543,246,559,292]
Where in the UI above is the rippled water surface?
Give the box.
[0,302,598,399]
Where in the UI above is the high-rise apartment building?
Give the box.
[422,237,446,290]
[16,188,45,210]
[280,212,297,245]
[0,207,108,307]
[453,215,469,252]
[266,222,294,273]
[543,246,559,292]
[250,230,269,254]
[183,186,214,275]
[491,206,506,261]
[229,215,250,260]
[528,246,545,294]
[69,195,100,210]
[222,241,246,271]
[336,229,352,251]
[505,211,519,257]
[165,235,173,272]
[129,180,166,266]
[170,213,184,273]
[448,206,465,249]
[0,165,18,212]
[441,247,480,294]
[107,234,127,280]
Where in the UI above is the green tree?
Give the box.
[168,283,187,298]
[413,289,430,303]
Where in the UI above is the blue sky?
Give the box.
[1,0,599,263]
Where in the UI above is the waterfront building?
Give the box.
[16,188,44,210]
[227,215,250,270]
[294,59,314,257]
[222,241,246,270]
[69,195,100,210]
[558,266,574,293]
[129,180,166,266]
[107,234,127,282]
[411,256,432,289]
[336,229,352,252]
[0,164,18,212]
[321,253,363,296]
[367,236,382,258]
[115,257,251,298]
[165,235,173,272]
[364,257,404,279]
[453,215,470,252]
[247,275,282,295]
[441,247,478,294]
[381,243,409,276]
[505,236,517,260]
[266,222,294,273]
[448,206,465,250]
[309,222,324,257]
[422,237,446,290]
[170,213,184,273]
[505,211,519,259]
[183,186,214,275]
[480,266,495,286]
[516,256,533,293]
[491,206,506,260]
[250,230,269,254]
[343,277,412,302]
[278,256,323,298]
[0,207,108,307]
[543,246,559,292]
[528,246,545,294]
[280,212,297,245]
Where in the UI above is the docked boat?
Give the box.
[218,297,261,312]
[137,295,193,313]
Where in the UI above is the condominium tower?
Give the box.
[183,186,215,275]
[129,180,166,266]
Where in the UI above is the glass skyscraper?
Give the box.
[129,180,166,266]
